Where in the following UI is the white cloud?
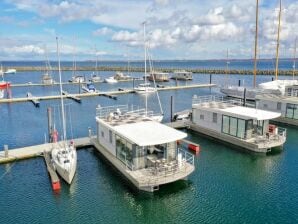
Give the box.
[4,45,45,55]
[93,27,114,36]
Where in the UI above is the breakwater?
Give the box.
[10,66,298,76]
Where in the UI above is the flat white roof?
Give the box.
[112,121,187,146]
[220,106,281,120]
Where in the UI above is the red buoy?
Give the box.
[188,144,200,153]
[52,181,61,191]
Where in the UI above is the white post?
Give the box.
[4,145,8,158]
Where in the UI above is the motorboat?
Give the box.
[104,76,118,83]
[4,69,16,74]
[82,83,98,93]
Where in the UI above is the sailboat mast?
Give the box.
[293,37,297,80]
[253,0,259,88]
[143,22,148,115]
[56,37,67,142]
[275,0,282,80]
[95,45,98,76]
[225,49,229,86]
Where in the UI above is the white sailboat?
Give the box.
[51,37,77,185]
[220,0,286,100]
[135,22,163,122]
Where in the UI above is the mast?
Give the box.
[225,49,229,87]
[56,37,67,142]
[275,0,282,80]
[95,45,98,76]
[253,0,259,88]
[143,21,148,115]
[293,37,297,80]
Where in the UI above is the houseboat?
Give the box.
[92,104,195,192]
[171,70,193,80]
[149,71,169,82]
[189,95,286,153]
[42,73,55,85]
[114,72,132,81]
[255,84,298,126]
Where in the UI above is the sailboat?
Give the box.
[135,22,163,122]
[51,37,77,185]
[41,46,55,85]
[220,0,286,100]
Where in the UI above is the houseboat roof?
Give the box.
[221,106,281,120]
[193,102,281,120]
[97,117,187,146]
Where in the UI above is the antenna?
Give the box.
[253,0,259,88]
[275,0,282,80]
[293,37,297,80]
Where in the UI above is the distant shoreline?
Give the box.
[10,66,298,76]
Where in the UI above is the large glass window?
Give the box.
[115,135,133,169]
[286,103,298,120]
[213,113,217,123]
[222,115,229,134]
[230,117,237,136]
[237,119,245,139]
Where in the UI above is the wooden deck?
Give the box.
[0,137,92,164]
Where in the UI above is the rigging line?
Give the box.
[147,47,164,115]
[0,161,16,181]
[68,104,74,140]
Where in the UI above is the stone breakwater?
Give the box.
[10,66,298,76]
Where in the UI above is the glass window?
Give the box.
[237,119,245,139]
[222,115,229,134]
[200,114,204,120]
[263,104,268,108]
[213,113,217,123]
[286,103,294,119]
[246,120,253,130]
[277,102,281,110]
[230,117,237,136]
[294,107,298,120]
[101,131,104,138]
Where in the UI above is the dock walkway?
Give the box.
[0,137,92,164]
[0,83,216,104]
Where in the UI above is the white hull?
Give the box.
[135,87,156,94]
[0,90,4,99]
[104,77,118,83]
[4,69,16,74]
[151,115,163,122]
[51,144,77,184]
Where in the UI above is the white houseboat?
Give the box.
[256,84,298,126]
[92,104,195,192]
[189,95,286,153]
[149,71,169,82]
[171,70,193,80]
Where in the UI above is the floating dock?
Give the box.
[0,83,216,104]
[0,137,92,164]
[43,151,61,191]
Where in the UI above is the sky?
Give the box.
[0,0,297,61]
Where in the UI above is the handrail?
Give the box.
[192,95,242,106]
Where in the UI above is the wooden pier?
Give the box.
[0,137,92,164]
[0,83,215,105]
[43,150,61,191]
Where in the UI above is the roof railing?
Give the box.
[192,95,242,106]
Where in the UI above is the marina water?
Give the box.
[1,60,298,223]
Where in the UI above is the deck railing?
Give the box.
[192,95,242,106]
[96,104,156,119]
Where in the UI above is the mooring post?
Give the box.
[4,145,8,158]
[243,88,247,106]
[88,127,92,138]
[238,80,241,87]
[170,96,173,122]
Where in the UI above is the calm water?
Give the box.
[1,61,298,223]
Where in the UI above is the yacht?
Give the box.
[82,83,98,93]
[189,95,286,153]
[4,69,16,74]
[93,104,195,192]
[51,37,77,184]
[42,73,55,85]
[69,75,85,83]
[104,76,118,83]
[134,83,156,93]
[114,71,132,81]
[90,73,101,83]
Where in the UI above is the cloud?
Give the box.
[4,45,45,55]
[93,27,114,36]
